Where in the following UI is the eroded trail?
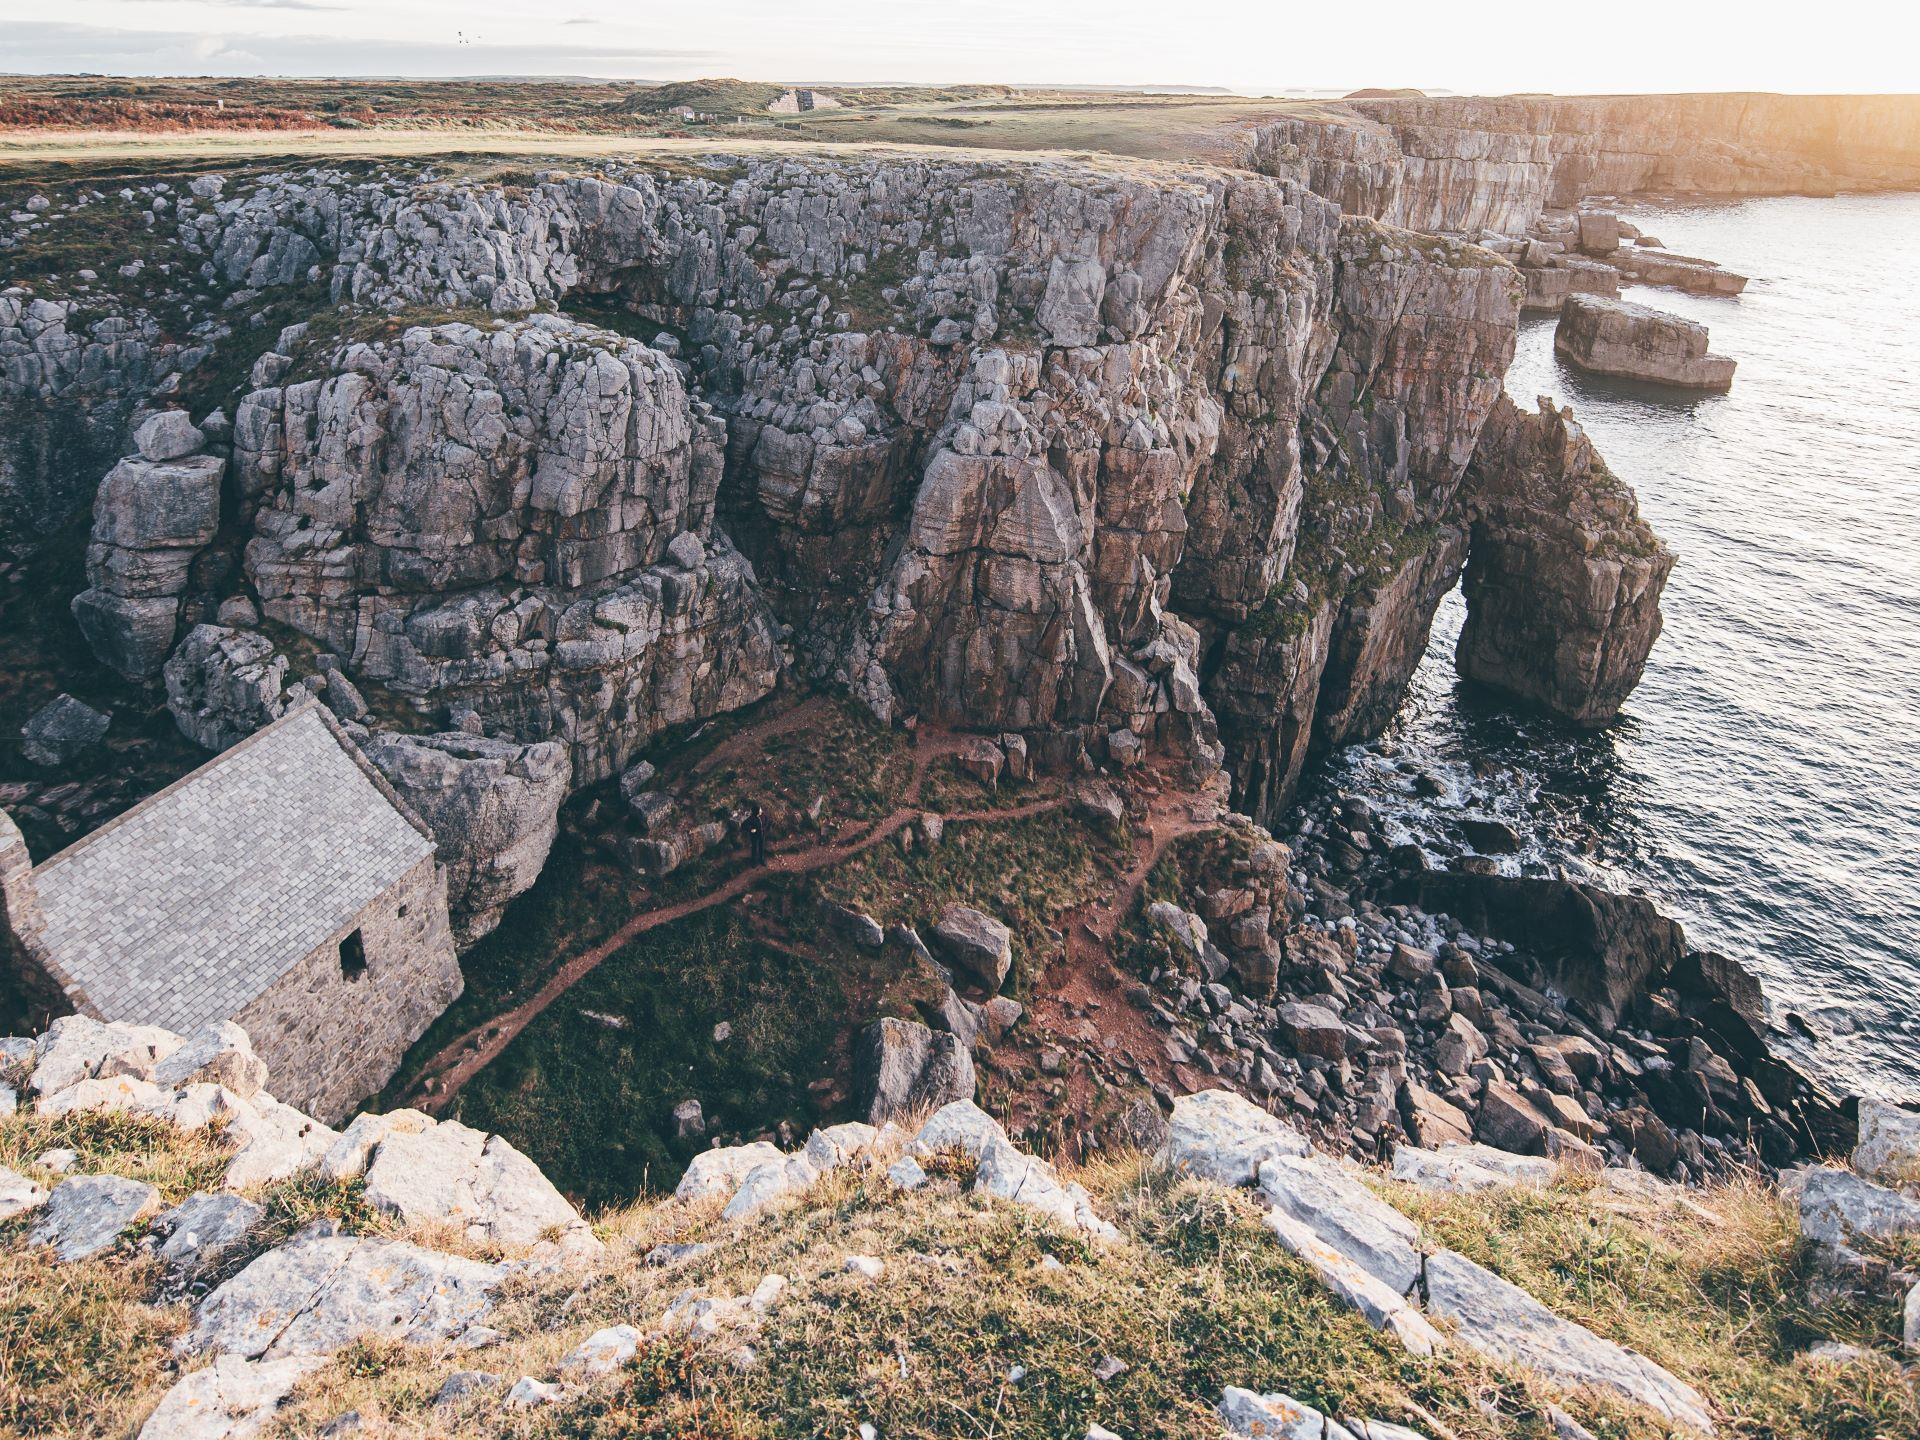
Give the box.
[1027,775,1225,1107]
[403,719,1066,1114]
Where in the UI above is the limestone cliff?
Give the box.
[4,145,1673,924]
[1253,93,1920,235]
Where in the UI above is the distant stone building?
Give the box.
[0,702,460,1122]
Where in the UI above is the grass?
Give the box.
[445,904,889,1210]
[377,828,644,1104]
[255,1154,1686,1440]
[0,1110,231,1204]
[0,1247,186,1439]
[0,1108,386,1438]
[812,805,1115,997]
[1,1097,1907,1440]
[1398,1173,1920,1440]
[0,87,1355,177]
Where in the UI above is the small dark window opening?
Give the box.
[339,928,368,981]
[397,902,410,920]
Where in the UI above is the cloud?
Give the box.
[0,20,716,77]
[118,0,350,9]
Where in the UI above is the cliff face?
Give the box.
[1253,93,1920,235]
[136,156,1514,804]
[3,139,1678,925]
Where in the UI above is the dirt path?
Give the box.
[1020,769,1225,1118]
[402,717,1060,1114]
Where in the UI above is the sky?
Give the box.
[5,0,1915,95]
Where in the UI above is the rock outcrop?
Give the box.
[1255,93,1920,236]
[0,289,173,552]
[233,316,786,785]
[3,144,1687,947]
[1167,1090,1718,1431]
[1554,296,1736,390]
[70,416,224,679]
[359,731,571,944]
[1455,395,1676,724]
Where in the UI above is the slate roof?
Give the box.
[31,703,436,1036]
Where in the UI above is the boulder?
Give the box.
[1789,1166,1920,1253]
[1276,1001,1347,1061]
[1432,1014,1488,1075]
[1259,1207,1444,1355]
[1390,869,1685,1029]
[1424,1249,1715,1434]
[153,1023,269,1100]
[672,1099,706,1140]
[136,1355,328,1440]
[1391,1142,1554,1194]
[29,1174,162,1261]
[1575,212,1620,256]
[362,730,571,943]
[29,1014,181,1095]
[676,1141,787,1202]
[0,1165,49,1222]
[133,409,206,461]
[1554,296,1735,390]
[359,1117,595,1251]
[855,1017,976,1124]
[1161,1088,1309,1186]
[912,1099,1010,1159]
[1257,1154,1423,1295]
[221,1094,339,1191]
[1854,1100,1920,1189]
[1385,944,1434,983]
[1399,1083,1473,1148]
[434,1371,501,1407]
[19,694,110,768]
[1220,1387,1358,1440]
[721,1153,821,1222]
[952,736,1004,788]
[560,1324,644,1377]
[928,905,1014,990]
[163,626,288,751]
[1475,1082,1552,1155]
[185,1232,503,1359]
[316,1109,436,1182]
[152,1192,266,1283]
[1147,902,1210,966]
[974,1136,1121,1241]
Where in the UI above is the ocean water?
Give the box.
[1322,192,1920,1102]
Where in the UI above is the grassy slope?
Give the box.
[6,1109,1913,1440]
[0,88,1345,174]
[445,904,872,1209]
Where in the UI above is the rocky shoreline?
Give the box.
[1111,762,1846,1191]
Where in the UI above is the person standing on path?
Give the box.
[742,802,768,865]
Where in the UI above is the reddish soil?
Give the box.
[403,719,1067,1114]
[1014,765,1224,1136]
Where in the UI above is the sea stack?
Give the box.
[1554,295,1737,390]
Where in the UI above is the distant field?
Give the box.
[0,75,1347,175]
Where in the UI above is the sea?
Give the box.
[1318,191,1920,1103]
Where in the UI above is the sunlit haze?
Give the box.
[6,0,1913,93]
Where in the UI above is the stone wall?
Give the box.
[232,853,460,1123]
[0,811,72,1033]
